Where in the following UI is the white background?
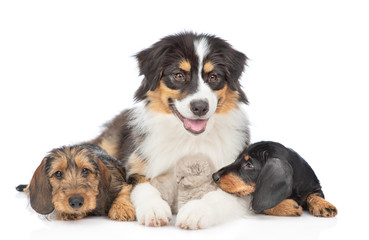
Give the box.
[1,1,368,239]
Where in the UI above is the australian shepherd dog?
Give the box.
[91,32,251,229]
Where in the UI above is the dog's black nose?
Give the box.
[190,100,209,117]
[212,172,220,183]
[68,196,84,209]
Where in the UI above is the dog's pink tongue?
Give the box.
[183,118,208,133]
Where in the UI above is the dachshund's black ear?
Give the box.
[252,158,293,213]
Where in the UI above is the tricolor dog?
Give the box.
[91,32,251,229]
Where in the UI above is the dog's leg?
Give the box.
[176,188,252,230]
[59,212,87,221]
[263,199,302,216]
[108,184,136,221]
[306,193,337,217]
[130,182,172,227]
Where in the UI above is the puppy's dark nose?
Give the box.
[68,196,84,209]
[190,100,209,117]
[212,172,221,183]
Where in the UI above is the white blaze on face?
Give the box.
[173,38,218,134]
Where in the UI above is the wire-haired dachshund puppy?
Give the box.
[17,144,136,221]
[212,141,337,217]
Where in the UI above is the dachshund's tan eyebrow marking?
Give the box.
[244,155,249,161]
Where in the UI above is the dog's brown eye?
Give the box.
[54,171,63,179]
[81,168,90,177]
[208,74,217,83]
[174,73,185,82]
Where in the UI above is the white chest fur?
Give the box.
[130,104,250,178]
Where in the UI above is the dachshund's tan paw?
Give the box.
[307,194,337,217]
[264,199,303,216]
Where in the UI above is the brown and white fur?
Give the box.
[91,32,252,229]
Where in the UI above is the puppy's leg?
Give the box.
[306,193,337,217]
[263,199,303,216]
[176,189,252,230]
[131,182,172,227]
[59,212,87,221]
[108,184,136,221]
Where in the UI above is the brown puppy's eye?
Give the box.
[174,73,185,82]
[54,171,63,179]
[81,168,90,177]
[208,74,217,83]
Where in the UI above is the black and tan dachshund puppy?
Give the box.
[17,144,136,221]
[212,141,337,217]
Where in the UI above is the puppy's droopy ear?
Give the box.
[134,40,169,101]
[225,47,248,104]
[252,158,293,213]
[28,157,54,215]
[97,158,111,189]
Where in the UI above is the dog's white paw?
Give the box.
[176,199,217,230]
[136,197,172,227]
[131,182,172,227]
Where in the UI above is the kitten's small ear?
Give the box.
[180,176,209,187]
[179,177,193,187]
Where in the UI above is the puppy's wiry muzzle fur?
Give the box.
[51,179,99,217]
[47,148,101,220]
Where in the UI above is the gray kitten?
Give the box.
[176,154,218,210]
[151,154,217,214]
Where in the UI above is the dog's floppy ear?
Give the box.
[93,156,112,209]
[28,157,54,215]
[252,158,293,213]
[225,47,248,104]
[97,158,111,189]
[134,41,168,101]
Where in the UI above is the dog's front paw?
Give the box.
[264,199,303,216]
[307,194,337,217]
[136,198,172,227]
[108,200,136,221]
[176,200,216,230]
